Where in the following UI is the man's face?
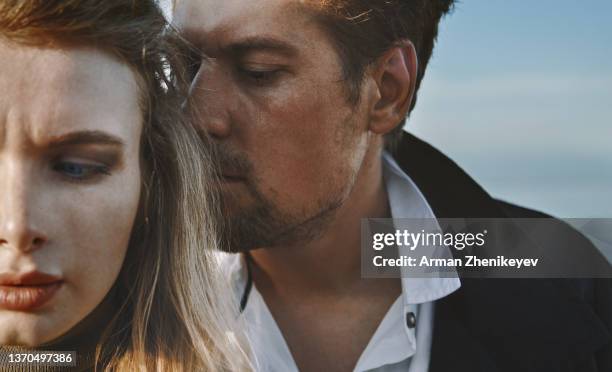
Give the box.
[175,0,374,251]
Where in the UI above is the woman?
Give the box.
[0,0,249,370]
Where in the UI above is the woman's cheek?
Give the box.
[58,165,141,313]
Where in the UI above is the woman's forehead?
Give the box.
[0,42,142,148]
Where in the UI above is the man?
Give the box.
[173,1,612,371]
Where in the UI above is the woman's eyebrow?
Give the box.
[47,130,125,148]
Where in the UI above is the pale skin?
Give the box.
[0,41,142,346]
[175,0,416,370]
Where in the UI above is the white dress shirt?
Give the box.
[221,153,461,371]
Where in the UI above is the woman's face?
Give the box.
[0,41,142,346]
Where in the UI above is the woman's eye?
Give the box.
[53,161,110,181]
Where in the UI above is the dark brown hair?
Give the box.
[310,0,455,151]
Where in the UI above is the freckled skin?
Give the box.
[175,0,375,250]
[0,41,142,346]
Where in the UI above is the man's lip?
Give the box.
[221,174,245,182]
[0,271,63,286]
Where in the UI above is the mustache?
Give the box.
[208,142,253,178]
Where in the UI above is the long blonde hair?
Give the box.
[0,0,250,370]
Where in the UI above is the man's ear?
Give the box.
[368,40,417,135]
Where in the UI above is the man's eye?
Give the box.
[188,60,202,82]
[53,161,110,181]
[239,67,281,85]
[186,49,203,82]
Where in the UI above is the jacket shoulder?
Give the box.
[494,199,552,218]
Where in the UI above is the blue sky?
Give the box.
[409,0,612,218]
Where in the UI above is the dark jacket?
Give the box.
[393,133,612,372]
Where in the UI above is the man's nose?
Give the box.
[203,112,232,140]
[0,163,48,254]
[190,60,233,140]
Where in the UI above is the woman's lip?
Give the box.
[0,282,62,311]
[0,271,63,286]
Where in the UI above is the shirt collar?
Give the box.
[382,151,461,305]
[350,153,461,371]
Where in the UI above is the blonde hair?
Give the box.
[0,0,250,370]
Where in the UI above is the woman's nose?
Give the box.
[0,164,48,253]
[0,220,48,253]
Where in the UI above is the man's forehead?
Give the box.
[173,0,302,32]
[174,0,313,39]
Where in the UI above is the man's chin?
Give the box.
[219,190,256,215]
[221,210,336,253]
[220,209,285,253]
[219,191,343,253]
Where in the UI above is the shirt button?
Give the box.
[406,312,417,328]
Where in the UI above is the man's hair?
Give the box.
[311,0,455,151]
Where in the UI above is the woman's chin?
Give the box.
[0,313,69,348]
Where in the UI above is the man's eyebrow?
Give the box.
[179,29,208,51]
[47,130,125,147]
[222,36,299,58]
[178,30,299,58]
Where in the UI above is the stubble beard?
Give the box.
[220,179,344,253]
[213,113,361,253]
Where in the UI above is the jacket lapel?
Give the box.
[429,291,501,372]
